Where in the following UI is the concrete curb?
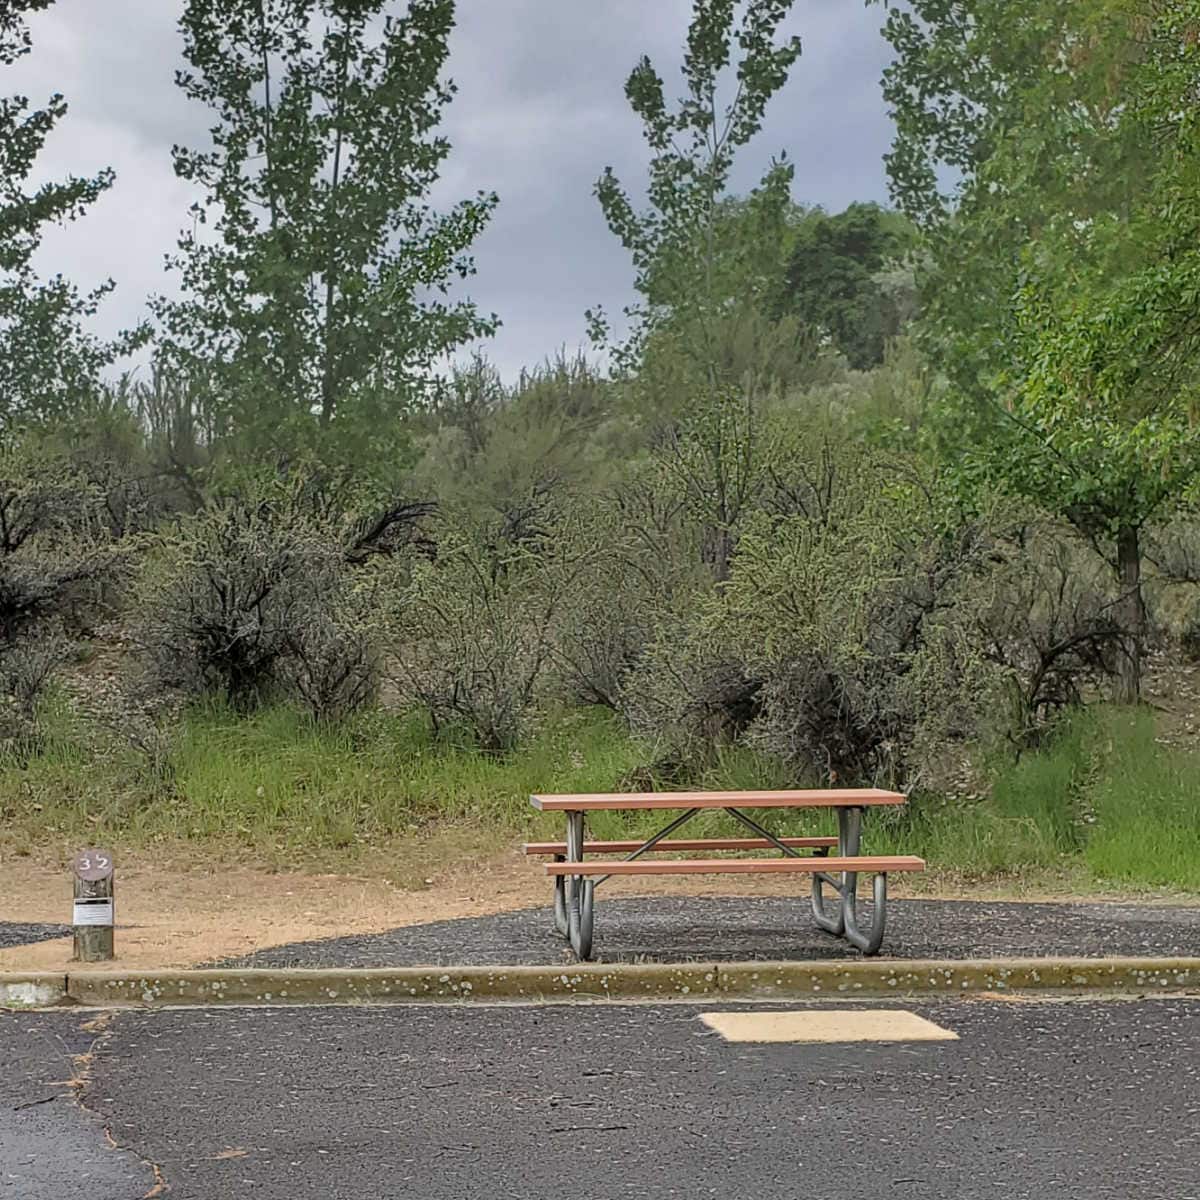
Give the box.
[0,974,69,1009]
[3,956,1199,1009]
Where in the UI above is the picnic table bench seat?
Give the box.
[525,788,922,960]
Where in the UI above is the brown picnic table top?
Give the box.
[529,788,906,812]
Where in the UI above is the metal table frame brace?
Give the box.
[551,804,888,960]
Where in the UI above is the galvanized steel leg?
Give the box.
[839,805,862,914]
[564,810,594,959]
[553,856,568,937]
[843,870,887,955]
[565,809,583,926]
[569,879,595,960]
[810,873,844,935]
[812,805,862,936]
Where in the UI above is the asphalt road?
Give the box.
[3,997,1199,1199]
[0,1011,151,1198]
[222,896,1200,967]
[0,922,69,951]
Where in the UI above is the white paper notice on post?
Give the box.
[73,899,114,926]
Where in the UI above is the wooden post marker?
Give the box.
[72,848,115,962]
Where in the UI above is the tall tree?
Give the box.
[779,202,916,369]
[590,0,802,386]
[0,1,140,424]
[874,0,1200,702]
[157,0,497,464]
[592,0,802,582]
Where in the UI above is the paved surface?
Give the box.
[0,922,69,951]
[3,998,1198,1199]
[0,1011,150,1198]
[220,897,1200,967]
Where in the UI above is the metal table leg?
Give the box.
[552,855,568,937]
[565,810,594,960]
[812,806,862,936]
[809,805,888,953]
[843,870,887,954]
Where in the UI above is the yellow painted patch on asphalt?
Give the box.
[700,1009,959,1044]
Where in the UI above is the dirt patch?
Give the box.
[1,837,1195,972]
[0,850,533,972]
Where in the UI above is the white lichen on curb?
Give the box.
[2,956,1198,1010]
[0,976,68,1009]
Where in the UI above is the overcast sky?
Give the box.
[7,1,896,382]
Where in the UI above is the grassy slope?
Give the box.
[0,694,1197,893]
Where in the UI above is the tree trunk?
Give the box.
[1114,522,1146,705]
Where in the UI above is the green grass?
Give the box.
[868,715,1091,873]
[1,696,1197,893]
[870,706,1200,891]
[0,700,652,859]
[1084,708,1200,890]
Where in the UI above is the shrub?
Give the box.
[138,488,339,710]
[628,443,1006,787]
[282,593,380,722]
[0,439,135,746]
[136,476,416,716]
[724,511,1000,788]
[549,480,707,710]
[969,522,1122,740]
[385,507,598,751]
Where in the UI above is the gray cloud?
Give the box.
[8,0,895,381]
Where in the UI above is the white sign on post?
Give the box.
[73,898,114,927]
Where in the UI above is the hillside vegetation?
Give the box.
[1,1,1199,891]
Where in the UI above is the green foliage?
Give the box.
[623,427,1007,785]
[875,0,1200,699]
[135,474,411,716]
[0,1,144,424]
[719,448,1002,785]
[416,353,617,519]
[549,486,704,711]
[968,522,1121,737]
[0,436,135,747]
[779,203,917,368]
[157,0,497,467]
[591,0,801,381]
[383,505,600,751]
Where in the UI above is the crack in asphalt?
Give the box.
[68,1011,171,1199]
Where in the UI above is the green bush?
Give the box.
[384,506,600,751]
[135,475,419,718]
[0,438,136,748]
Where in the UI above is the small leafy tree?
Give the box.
[158,0,497,465]
[0,2,142,423]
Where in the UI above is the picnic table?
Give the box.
[525,789,924,960]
